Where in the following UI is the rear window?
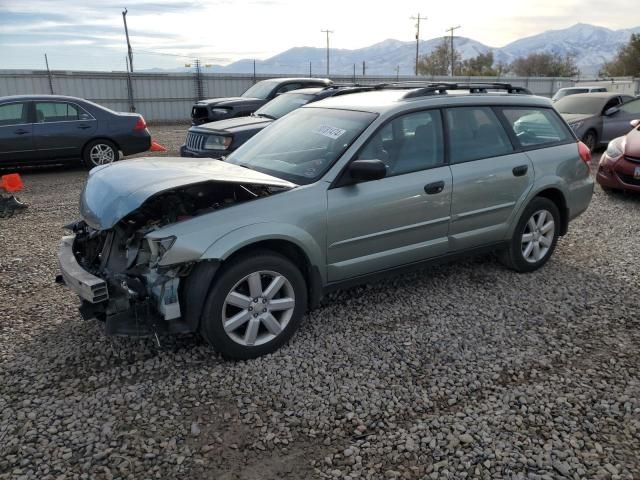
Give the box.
[501,108,571,148]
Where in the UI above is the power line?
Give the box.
[321,29,333,76]
[410,13,427,75]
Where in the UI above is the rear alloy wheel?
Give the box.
[83,140,119,168]
[199,251,307,359]
[500,197,560,272]
[582,130,597,152]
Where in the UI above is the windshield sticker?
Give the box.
[313,125,346,140]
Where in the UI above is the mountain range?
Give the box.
[159,23,639,77]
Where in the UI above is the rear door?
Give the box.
[32,101,97,160]
[326,109,452,281]
[446,106,534,251]
[0,101,36,164]
[602,98,640,141]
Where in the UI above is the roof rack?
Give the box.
[381,82,532,98]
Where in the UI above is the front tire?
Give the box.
[582,130,597,152]
[199,250,307,360]
[83,139,119,168]
[500,197,560,273]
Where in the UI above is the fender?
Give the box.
[200,222,326,282]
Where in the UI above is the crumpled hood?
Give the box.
[80,157,297,230]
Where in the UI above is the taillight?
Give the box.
[133,116,147,131]
[578,141,591,165]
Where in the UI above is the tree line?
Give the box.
[417,34,640,78]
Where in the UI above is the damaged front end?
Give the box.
[57,158,295,337]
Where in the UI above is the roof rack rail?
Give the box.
[381,82,532,98]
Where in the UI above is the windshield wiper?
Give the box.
[255,113,276,120]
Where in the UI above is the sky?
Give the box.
[0,0,639,71]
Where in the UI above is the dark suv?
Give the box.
[181,85,379,159]
[191,78,332,125]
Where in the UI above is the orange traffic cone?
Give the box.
[150,141,167,152]
[0,173,24,193]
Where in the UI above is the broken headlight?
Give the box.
[148,236,176,264]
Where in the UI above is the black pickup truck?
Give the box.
[191,77,332,125]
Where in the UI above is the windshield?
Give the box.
[226,107,377,185]
[255,93,315,119]
[241,81,277,99]
[552,88,588,101]
[554,96,609,115]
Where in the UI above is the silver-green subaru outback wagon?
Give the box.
[58,83,594,359]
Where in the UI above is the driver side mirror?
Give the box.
[604,106,620,116]
[347,159,387,183]
[631,119,640,128]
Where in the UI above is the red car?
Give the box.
[597,119,640,193]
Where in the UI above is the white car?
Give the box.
[552,86,607,102]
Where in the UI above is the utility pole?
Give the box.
[309,61,312,77]
[321,29,333,76]
[396,65,400,81]
[253,59,256,83]
[362,60,366,76]
[410,13,427,76]
[44,54,54,94]
[122,9,134,72]
[446,25,461,76]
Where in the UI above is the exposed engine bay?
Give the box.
[66,181,282,336]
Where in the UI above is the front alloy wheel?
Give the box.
[199,250,307,359]
[222,270,296,347]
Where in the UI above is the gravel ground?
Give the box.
[1,131,639,479]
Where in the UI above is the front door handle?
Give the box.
[512,165,528,177]
[78,124,92,129]
[14,129,29,135]
[424,180,445,194]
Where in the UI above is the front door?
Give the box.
[326,109,452,282]
[0,101,35,164]
[33,101,97,159]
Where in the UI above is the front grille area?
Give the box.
[185,132,206,151]
[617,173,640,186]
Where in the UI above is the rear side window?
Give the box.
[500,108,571,148]
[445,107,512,163]
[0,103,28,126]
[35,102,81,123]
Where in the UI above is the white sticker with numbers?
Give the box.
[313,125,346,139]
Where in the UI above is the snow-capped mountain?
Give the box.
[152,23,639,76]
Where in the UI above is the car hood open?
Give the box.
[80,157,297,230]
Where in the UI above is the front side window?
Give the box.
[502,108,571,147]
[357,110,444,176]
[445,107,512,163]
[226,107,377,185]
[620,98,640,114]
[0,103,28,126]
[35,102,81,123]
[241,81,278,99]
[276,83,302,94]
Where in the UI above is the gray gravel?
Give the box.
[1,136,639,479]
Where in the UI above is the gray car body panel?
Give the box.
[80,89,593,292]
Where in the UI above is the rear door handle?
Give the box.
[14,129,29,135]
[424,180,445,194]
[512,165,528,177]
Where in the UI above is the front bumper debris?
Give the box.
[58,236,108,303]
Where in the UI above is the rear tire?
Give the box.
[82,139,119,169]
[500,197,560,273]
[582,130,597,152]
[199,250,307,360]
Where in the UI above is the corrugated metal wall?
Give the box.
[1,69,627,122]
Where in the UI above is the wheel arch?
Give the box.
[533,187,569,236]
